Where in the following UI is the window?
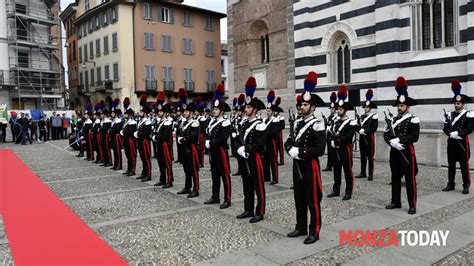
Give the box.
[96,39,101,56]
[144,32,154,50]
[96,67,102,83]
[88,19,94,33]
[79,46,82,63]
[328,34,351,84]
[85,0,90,11]
[112,33,118,51]
[183,38,192,54]
[162,35,171,52]
[103,12,109,26]
[183,11,191,26]
[103,36,109,54]
[18,52,28,67]
[163,67,172,81]
[260,34,269,63]
[95,16,101,30]
[80,72,83,86]
[104,65,110,80]
[84,44,88,60]
[159,7,174,23]
[113,63,119,80]
[184,68,193,91]
[83,24,87,37]
[90,69,95,85]
[145,65,155,80]
[205,16,213,31]
[412,0,456,50]
[89,41,94,59]
[144,3,152,19]
[206,70,215,91]
[205,41,215,57]
[84,71,89,89]
[221,59,225,74]
[111,8,118,23]
[73,41,76,61]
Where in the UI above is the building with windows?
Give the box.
[0,0,64,110]
[293,0,474,123]
[221,42,228,91]
[60,1,79,109]
[227,0,295,110]
[133,0,225,100]
[64,0,224,109]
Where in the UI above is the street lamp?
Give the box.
[82,60,96,69]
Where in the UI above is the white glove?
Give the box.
[395,143,404,151]
[120,130,124,136]
[205,140,210,149]
[231,132,237,138]
[359,129,366,135]
[133,131,138,139]
[237,146,248,158]
[152,135,156,142]
[331,140,336,148]
[389,138,400,148]
[178,137,184,144]
[449,131,461,140]
[288,147,299,159]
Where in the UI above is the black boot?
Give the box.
[355,174,366,178]
[442,183,455,192]
[249,215,264,223]
[408,207,416,215]
[303,235,319,244]
[385,203,402,209]
[219,202,231,209]
[204,198,220,204]
[187,191,199,198]
[342,194,351,201]
[327,191,340,198]
[462,188,469,194]
[236,211,253,219]
[141,176,151,182]
[287,229,307,238]
[177,188,191,194]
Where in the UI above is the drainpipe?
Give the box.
[132,0,137,100]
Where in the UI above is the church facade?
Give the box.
[293,0,474,124]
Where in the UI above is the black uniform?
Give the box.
[384,112,420,209]
[178,118,201,192]
[38,118,48,142]
[357,112,378,178]
[83,118,94,160]
[285,114,326,238]
[198,115,209,166]
[329,116,357,197]
[277,115,285,165]
[136,117,152,178]
[239,118,267,217]
[153,116,174,185]
[324,113,338,170]
[206,117,232,204]
[92,119,103,163]
[443,109,472,190]
[230,114,239,157]
[122,118,137,174]
[110,117,124,169]
[100,117,112,166]
[263,116,281,183]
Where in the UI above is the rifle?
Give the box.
[384,111,409,165]
[288,109,303,180]
[355,108,368,146]
[321,112,327,127]
[443,108,466,152]
[352,109,360,152]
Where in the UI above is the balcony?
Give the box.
[145,80,157,92]
[163,80,174,92]
[95,80,105,92]
[184,81,194,92]
[77,85,87,95]
[207,82,216,92]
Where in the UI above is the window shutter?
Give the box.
[158,6,163,21]
[170,8,175,24]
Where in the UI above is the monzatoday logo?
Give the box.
[339,230,450,247]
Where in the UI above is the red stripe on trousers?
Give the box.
[346,145,355,191]
[88,133,94,160]
[143,139,151,177]
[105,133,111,164]
[311,159,321,236]
[279,131,284,164]
[409,144,417,207]
[466,136,471,187]
[220,147,231,202]
[271,139,279,182]
[191,144,200,191]
[255,153,265,215]
[199,133,205,165]
[163,141,173,183]
[115,135,122,168]
[97,134,103,161]
[129,138,136,172]
[370,133,375,176]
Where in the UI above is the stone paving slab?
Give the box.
[95,207,283,264]
[47,175,150,198]
[63,188,198,224]
[434,241,474,265]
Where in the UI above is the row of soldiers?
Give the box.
[71,72,472,245]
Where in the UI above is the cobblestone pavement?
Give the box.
[1,139,473,265]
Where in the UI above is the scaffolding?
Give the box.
[5,0,63,110]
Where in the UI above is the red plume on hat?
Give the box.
[157,91,165,105]
[267,90,275,104]
[140,94,148,108]
[337,85,348,101]
[451,80,461,96]
[395,76,408,96]
[245,77,257,98]
[215,84,225,100]
[366,89,374,101]
[112,98,120,110]
[275,97,281,106]
[123,97,130,109]
[330,92,337,103]
[237,93,245,106]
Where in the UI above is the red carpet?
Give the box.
[0,149,127,265]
